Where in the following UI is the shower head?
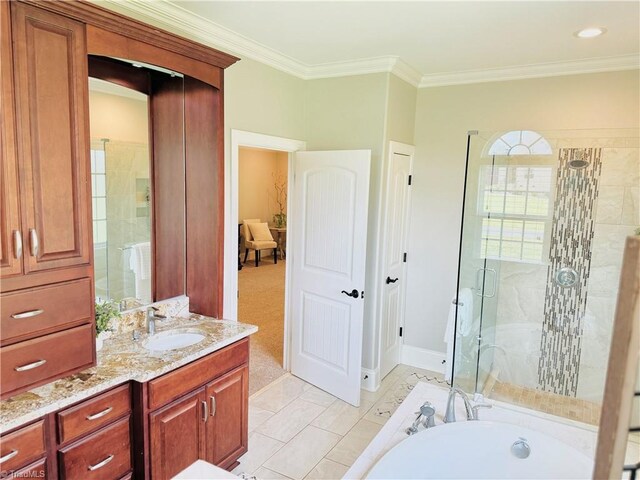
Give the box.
[568,159,589,169]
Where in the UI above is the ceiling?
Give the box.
[104,1,640,87]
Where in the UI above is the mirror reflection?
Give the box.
[89,78,151,307]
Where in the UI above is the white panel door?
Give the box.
[380,145,413,379]
[290,150,371,406]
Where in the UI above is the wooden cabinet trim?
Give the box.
[17,0,238,72]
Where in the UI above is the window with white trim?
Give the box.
[478,165,553,263]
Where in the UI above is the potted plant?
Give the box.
[95,300,120,351]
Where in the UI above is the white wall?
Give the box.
[405,70,640,356]
[304,73,389,371]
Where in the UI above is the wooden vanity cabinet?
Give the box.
[137,338,250,479]
[0,1,95,399]
[2,1,93,288]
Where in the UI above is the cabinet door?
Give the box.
[0,1,23,279]
[205,366,248,467]
[149,388,206,480]
[11,3,92,274]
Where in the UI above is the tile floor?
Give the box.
[233,365,447,480]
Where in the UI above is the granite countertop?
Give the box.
[0,315,257,434]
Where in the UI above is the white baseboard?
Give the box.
[361,367,380,392]
[401,345,446,374]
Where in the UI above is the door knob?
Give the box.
[341,289,359,299]
[386,277,399,284]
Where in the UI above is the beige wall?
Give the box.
[304,73,390,370]
[406,70,640,355]
[88,90,149,144]
[238,147,288,223]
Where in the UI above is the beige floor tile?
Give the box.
[250,406,277,432]
[257,398,327,442]
[311,397,374,436]
[300,385,338,407]
[326,419,382,467]
[233,432,285,475]
[304,458,349,480]
[263,426,341,480]
[251,374,309,412]
[254,466,294,480]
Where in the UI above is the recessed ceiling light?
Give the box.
[575,27,607,39]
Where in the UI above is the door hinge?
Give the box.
[407,175,412,186]
[403,252,407,263]
[399,327,403,337]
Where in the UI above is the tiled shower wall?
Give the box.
[492,145,638,403]
[94,140,150,302]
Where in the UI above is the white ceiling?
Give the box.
[104,1,640,87]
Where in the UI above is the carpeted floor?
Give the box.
[238,255,287,395]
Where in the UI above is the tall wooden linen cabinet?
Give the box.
[0,0,237,399]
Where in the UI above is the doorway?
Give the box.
[226,131,306,394]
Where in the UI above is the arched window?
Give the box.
[487,130,552,156]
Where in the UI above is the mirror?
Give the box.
[88,56,187,311]
[89,78,152,308]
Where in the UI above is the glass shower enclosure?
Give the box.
[453,128,639,424]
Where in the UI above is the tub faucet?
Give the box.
[406,402,436,435]
[146,306,166,335]
[443,387,475,423]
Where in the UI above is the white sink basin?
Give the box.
[143,329,206,351]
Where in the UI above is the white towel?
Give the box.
[129,242,152,303]
[129,242,151,280]
[444,288,474,382]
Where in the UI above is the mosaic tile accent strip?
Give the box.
[538,148,602,396]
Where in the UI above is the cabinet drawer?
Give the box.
[58,384,131,445]
[0,420,45,474]
[7,457,46,479]
[148,338,248,410]
[59,416,131,480]
[0,324,94,398]
[1,278,93,345]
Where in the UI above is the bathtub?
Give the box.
[365,421,593,479]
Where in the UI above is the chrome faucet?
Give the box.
[146,306,166,335]
[444,388,473,423]
[444,387,492,422]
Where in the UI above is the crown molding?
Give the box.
[97,0,639,89]
[419,54,640,88]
